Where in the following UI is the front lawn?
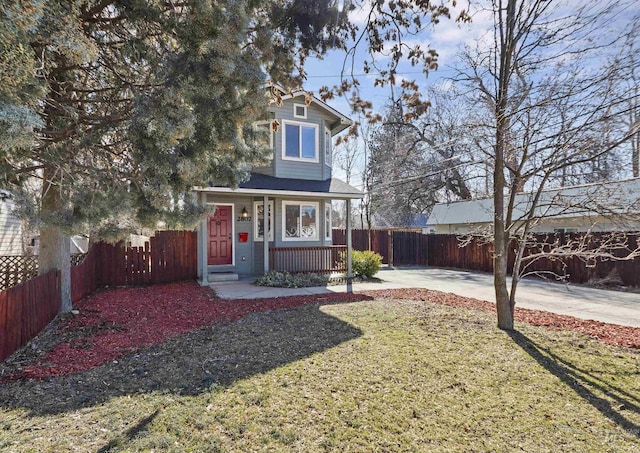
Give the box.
[1,293,639,451]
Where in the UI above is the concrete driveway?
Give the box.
[371,267,640,327]
[210,267,640,328]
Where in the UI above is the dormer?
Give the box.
[253,87,352,181]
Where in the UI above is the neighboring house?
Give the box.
[425,178,640,234]
[0,190,23,255]
[0,189,92,257]
[193,87,363,282]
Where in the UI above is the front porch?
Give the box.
[194,174,362,283]
[269,245,348,274]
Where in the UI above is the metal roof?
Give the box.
[427,178,640,226]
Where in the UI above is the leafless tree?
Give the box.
[456,0,640,329]
[365,87,487,228]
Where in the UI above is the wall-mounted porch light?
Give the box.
[241,206,249,218]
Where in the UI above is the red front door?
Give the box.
[208,206,233,265]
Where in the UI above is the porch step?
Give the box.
[208,272,239,283]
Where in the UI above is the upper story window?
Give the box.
[293,103,307,119]
[282,120,319,162]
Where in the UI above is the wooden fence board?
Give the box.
[0,270,61,362]
[332,229,427,266]
[334,229,640,284]
[425,233,640,287]
[2,230,198,363]
[71,250,97,303]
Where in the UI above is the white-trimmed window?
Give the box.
[325,201,332,240]
[283,201,319,241]
[282,120,319,162]
[254,201,274,241]
[252,120,274,151]
[324,128,331,166]
[293,103,307,119]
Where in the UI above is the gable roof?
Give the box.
[427,178,640,227]
[268,84,353,135]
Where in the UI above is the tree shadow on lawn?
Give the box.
[508,330,640,439]
[96,409,159,453]
[0,303,363,416]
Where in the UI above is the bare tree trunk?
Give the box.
[39,167,72,313]
[494,0,517,331]
[494,128,513,330]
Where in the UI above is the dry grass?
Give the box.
[1,298,639,452]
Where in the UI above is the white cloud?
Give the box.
[347,0,372,27]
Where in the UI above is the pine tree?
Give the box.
[0,0,348,311]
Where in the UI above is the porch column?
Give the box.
[263,195,269,274]
[346,198,353,278]
[199,193,209,285]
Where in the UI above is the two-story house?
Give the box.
[193,87,363,283]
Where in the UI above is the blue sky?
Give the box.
[297,1,493,186]
[299,0,640,189]
[301,1,493,115]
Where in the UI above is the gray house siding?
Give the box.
[0,197,23,255]
[251,96,337,181]
[271,100,331,181]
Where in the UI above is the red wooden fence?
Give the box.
[0,270,61,362]
[1,230,197,362]
[90,230,198,287]
[71,248,98,303]
[392,231,429,265]
[332,229,392,263]
[332,229,426,266]
[151,230,198,284]
[426,235,493,272]
[426,233,640,287]
[333,229,640,285]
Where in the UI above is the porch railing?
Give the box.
[269,246,347,274]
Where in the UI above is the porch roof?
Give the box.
[196,173,363,199]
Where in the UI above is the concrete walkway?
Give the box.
[210,267,640,328]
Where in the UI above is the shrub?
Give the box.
[255,271,330,288]
[351,250,382,278]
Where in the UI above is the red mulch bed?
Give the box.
[2,282,638,381]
